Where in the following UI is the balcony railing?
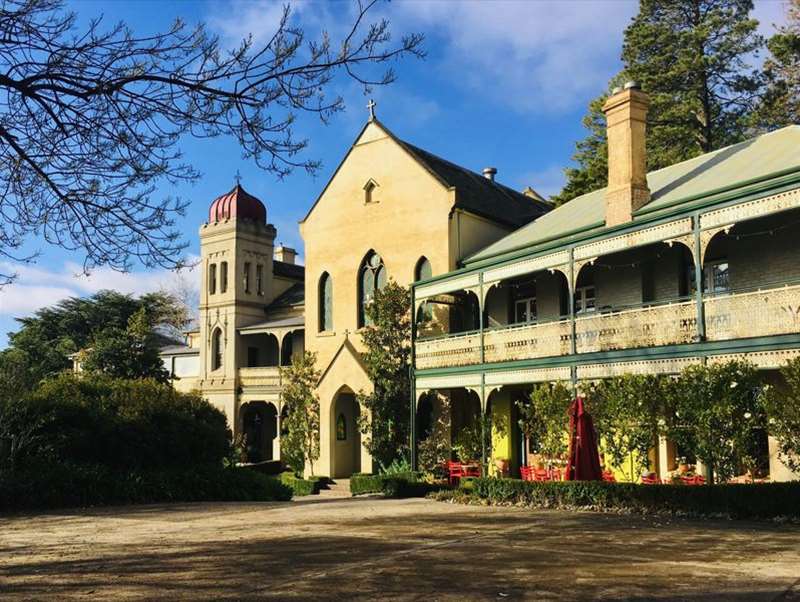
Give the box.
[238,366,281,388]
[484,319,572,363]
[575,300,697,354]
[705,283,800,342]
[415,330,481,370]
[414,283,800,371]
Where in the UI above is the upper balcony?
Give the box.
[414,199,800,372]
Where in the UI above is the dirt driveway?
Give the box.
[1,496,799,600]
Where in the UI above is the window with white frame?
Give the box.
[514,297,537,324]
[574,285,596,315]
[688,259,730,295]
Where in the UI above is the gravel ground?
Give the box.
[1,496,799,601]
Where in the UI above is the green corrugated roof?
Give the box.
[466,125,800,265]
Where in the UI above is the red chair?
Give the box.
[520,466,533,481]
[533,468,550,482]
[549,468,563,482]
[462,464,481,478]
[681,474,706,486]
[641,474,661,485]
[447,461,463,486]
[602,470,617,483]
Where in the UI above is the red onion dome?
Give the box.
[208,184,267,224]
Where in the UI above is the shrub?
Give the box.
[279,471,319,496]
[0,374,231,472]
[467,478,800,520]
[349,471,439,498]
[0,463,292,512]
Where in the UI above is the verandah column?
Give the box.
[692,212,706,341]
[409,285,417,471]
[568,247,578,396]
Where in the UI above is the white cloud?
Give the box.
[394,0,638,114]
[0,258,201,320]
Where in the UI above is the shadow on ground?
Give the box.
[1,498,798,601]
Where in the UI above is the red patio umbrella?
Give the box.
[565,397,603,481]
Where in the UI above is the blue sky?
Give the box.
[0,0,788,347]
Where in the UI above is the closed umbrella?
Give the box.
[565,397,602,481]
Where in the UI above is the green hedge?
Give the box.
[0,463,292,512]
[350,472,441,498]
[469,478,800,519]
[279,471,321,496]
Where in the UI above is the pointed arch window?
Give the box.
[414,256,432,282]
[363,179,379,204]
[415,257,433,321]
[319,272,333,332]
[211,328,223,371]
[358,251,386,327]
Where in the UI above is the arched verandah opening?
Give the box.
[280,329,305,366]
[331,387,362,479]
[240,401,278,463]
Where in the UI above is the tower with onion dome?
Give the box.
[197,183,277,420]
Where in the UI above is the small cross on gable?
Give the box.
[367,99,376,121]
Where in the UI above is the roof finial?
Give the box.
[234,170,242,186]
[367,98,376,121]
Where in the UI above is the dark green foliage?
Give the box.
[0,374,231,472]
[0,463,292,512]
[357,280,412,468]
[2,290,188,385]
[554,0,765,204]
[81,308,170,382]
[279,471,320,496]
[762,357,800,472]
[752,0,800,129]
[469,478,800,520]
[349,471,419,496]
[279,351,321,476]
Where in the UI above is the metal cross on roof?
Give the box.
[367,99,376,120]
[234,170,242,186]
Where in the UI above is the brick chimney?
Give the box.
[602,81,650,226]
[274,245,297,264]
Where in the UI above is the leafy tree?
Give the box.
[81,308,170,382]
[753,0,800,128]
[666,361,765,483]
[0,0,424,284]
[417,394,452,477]
[280,351,321,476]
[586,374,667,480]
[357,280,411,469]
[517,382,572,465]
[762,357,800,472]
[554,0,764,204]
[2,290,188,385]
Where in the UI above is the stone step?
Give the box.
[317,479,351,498]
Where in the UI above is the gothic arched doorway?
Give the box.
[332,389,362,478]
[241,401,278,463]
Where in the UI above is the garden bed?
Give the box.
[350,472,443,498]
[433,477,800,520]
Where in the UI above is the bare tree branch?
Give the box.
[0,0,424,285]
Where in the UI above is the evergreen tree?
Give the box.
[2,290,189,385]
[753,0,800,128]
[553,0,764,205]
[357,280,412,469]
[81,308,170,382]
[280,351,321,476]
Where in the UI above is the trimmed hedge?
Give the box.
[279,471,320,496]
[350,472,442,498]
[0,463,292,512]
[468,478,800,520]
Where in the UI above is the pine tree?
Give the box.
[753,0,800,129]
[553,0,764,205]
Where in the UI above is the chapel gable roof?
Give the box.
[301,118,551,229]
